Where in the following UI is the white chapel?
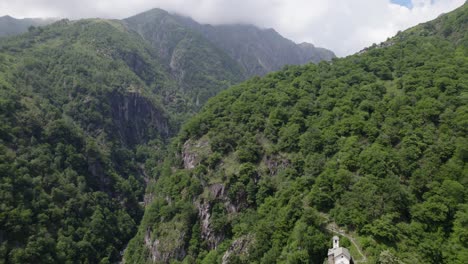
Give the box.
[327,236,353,264]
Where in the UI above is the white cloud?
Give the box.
[0,0,464,56]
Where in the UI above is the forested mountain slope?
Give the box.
[124,9,245,109]
[126,4,467,263]
[174,15,335,77]
[125,8,335,80]
[0,18,178,263]
[0,7,337,262]
[1,9,334,114]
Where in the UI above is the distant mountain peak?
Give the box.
[299,42,316,48]
[0,15,57,37]
[125,8,335,77]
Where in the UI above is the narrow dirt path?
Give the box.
[321,214,367,263]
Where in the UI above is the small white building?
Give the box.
[327,236,353,264]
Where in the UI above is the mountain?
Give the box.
[188,24,335,77]
[127,9,335,78]
[0,9,334,113]
[180,21,335,77]
[124,9,245,110]
[174,16,335,77]
[0,18,178,263]
[125,4,467,263]
[0,8,335,263]
[0,15,55,37]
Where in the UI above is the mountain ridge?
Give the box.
[0,17,180,263]
[0,8,335,263]
[0,15,56,37]
[125,4,467,263]
[150,8,335,76]
[0,8,335,78]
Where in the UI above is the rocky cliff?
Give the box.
[110,91,170,146]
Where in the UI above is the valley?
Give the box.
[0,3,467,264]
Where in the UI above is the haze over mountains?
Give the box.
[0,15,57,37]
[0,8,335,110]
[0,9,335,75]
[2,0,464,56]
[155,9,335,76]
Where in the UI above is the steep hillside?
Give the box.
[0,9,338,262]
[125,8,335,80]
[178,18,335,77]
[0,18,176,263]
[1,9,334,112]
[124,9,245,109]
[126,4,467,264]
[0,15,55,37]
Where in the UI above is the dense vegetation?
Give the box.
[0,8,333,263]
[124,9,245,112]
[124,8,335,80]
[0,15,244,263]
[0,19,178,263]
[127,4,467,263]
[124,8,334,110]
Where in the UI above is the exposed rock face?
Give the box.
[209,183,225,199]
[144,226,187,263]
[121,51,156,85]
[197,199,225,250]
[182,141,197,169]
[143,193,154,206]
[110,91,170,146]
[196,182,251,251]
[144,229,157,260]
[221,235,254,264]
[264,154,290,176]
[182,138,211,169]
[197,184,228,250]
[198,201,214,248]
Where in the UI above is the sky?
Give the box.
[391,0,414,8]
[0,0,465,56]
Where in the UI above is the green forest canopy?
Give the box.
[126,4,468,264]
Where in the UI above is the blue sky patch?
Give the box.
[391,0,413,8]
